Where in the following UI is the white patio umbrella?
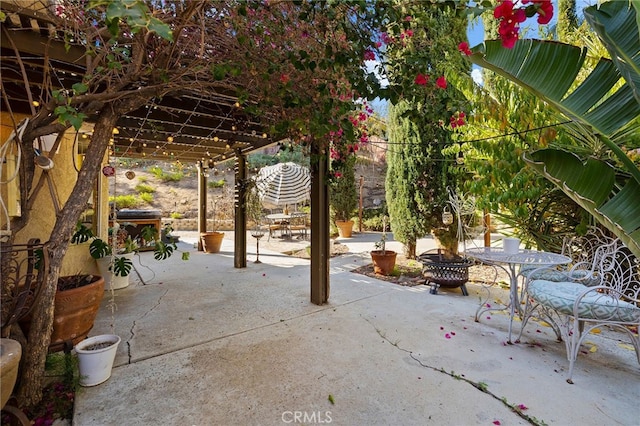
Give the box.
[256,162,311,208]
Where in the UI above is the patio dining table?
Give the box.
[266,213,291,239]
[465,247,571,343]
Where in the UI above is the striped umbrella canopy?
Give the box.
[256,162,311,208]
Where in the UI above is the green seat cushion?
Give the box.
[528,280,640,323]
[521,267,600,286]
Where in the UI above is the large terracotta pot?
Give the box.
[21,275,105,353]
[371,250,397,276]
[201,232,224,253]
[1,338,21,408]
[335,220,354,238]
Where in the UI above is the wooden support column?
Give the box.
[197,161,207,251]
[484,209,491,247]
[310,143,330,304]
[234,152,247,268]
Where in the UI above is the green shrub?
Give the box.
[149,165,164,179]
[208,179,226,189]
[109,194,139,209]
[361,205,388,231]
[170,212,183,219]
[137,176,148,183]
[139,192,154,204]
[148,165,183,182]
[135,183,155,193]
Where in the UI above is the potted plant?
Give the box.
[74,334,121,386]
[330,156,358,238]
[72,223,135,290]
[370,216,397,275]
[201,196,225,253]
[19,273,106,353]
[72,222,182,289]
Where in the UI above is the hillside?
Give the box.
[108,159,387,229]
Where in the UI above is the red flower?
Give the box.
[279,74,290,84]
[363,49,375,61]
[414,73,429,86]
[494,0,514,20]
[494,0,527,49]
[535,0,554,24]
[436,76,447,89]
[405,29,414,37]
[458,41,472,56]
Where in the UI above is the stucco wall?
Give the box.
[1,112,108,276]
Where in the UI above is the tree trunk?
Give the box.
[404,240,416,259]
[15,110,119,408]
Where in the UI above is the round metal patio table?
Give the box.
[465,247,571,343]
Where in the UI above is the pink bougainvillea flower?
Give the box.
[440,326,444,330]
[404,15,412,21]
[450,331,456,336]
[436,76,447,89]
[445,333,451,339]
[405,29,414,37]
[493,421,501,425]
[524,0,554,24]
[494,0,514,19]
[494,0,527,48]
[363,49,375,61]
[458,41,472,56]
[381,32,392,45]
[517,404,528,411]
[279,74,290,84]
[333,171,343,178]
[536,0,554,24]
[414,73,429,86]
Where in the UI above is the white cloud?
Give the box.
[471,68,483,86]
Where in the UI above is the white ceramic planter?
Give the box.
[97,252,134,290]
[75,334,121,386]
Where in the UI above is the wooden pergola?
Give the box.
[1,2,330,304]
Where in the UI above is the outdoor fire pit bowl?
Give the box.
[418,250,474,296]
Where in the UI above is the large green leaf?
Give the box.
[469,1,640,184]
[585,0,640,105]
[524,149,640,258]
[470,0,640,255]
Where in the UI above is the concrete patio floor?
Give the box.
[74,232,639,425]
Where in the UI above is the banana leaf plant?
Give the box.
[468,0,640,257]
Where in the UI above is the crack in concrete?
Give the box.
[128,288,170,364]
[366,317,546,426]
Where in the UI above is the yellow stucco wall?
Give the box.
[1,112,108,275]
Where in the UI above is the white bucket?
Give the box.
[75,335,121,386]
[503,237,520,254]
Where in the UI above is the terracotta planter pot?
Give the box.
[1,338,21,408]
[335,220,354,238]
[201,232,224,253]
[371,250,397,276]
[21,275,105,353]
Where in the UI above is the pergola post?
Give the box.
[197,161,207,251]
[310,143,330,304]
[234,151,247,268]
